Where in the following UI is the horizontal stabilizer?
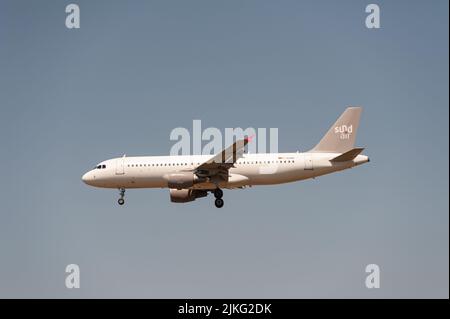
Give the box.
[330,148,365,162]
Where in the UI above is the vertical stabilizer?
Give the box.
[309,107,362,153]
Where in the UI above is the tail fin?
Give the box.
[309,107,362,153]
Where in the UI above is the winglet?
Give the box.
[245,135,255,143]
[330,148,365,162]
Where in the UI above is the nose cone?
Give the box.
[82,171,93,185]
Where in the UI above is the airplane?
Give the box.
[82,107,369,208]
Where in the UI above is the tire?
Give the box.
[213,188,223,199]
[118,198,125,205]
[214,198,224,208]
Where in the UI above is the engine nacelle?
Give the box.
[169,189,208,203]
[165,172,206,189]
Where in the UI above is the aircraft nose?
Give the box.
[82,171,92,184]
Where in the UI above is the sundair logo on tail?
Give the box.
[334,124,353,140]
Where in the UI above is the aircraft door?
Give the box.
[304,154,313,170]
[116,156,125,175]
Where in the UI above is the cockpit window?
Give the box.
[102,165,106,169]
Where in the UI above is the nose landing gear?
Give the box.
[118,188,125,205]
[213,188,224,208]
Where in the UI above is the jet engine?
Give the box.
[169,189,208,203]
[165,172,206,189]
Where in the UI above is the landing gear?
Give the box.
[213,188,223,199]
[118,188,125,205]
[213,188,224,208]
[214,198,224,208]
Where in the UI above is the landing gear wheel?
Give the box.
[213,188,223,199]
[214,198,224,208]
[118,188,126,206]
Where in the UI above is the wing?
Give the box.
[194,136,253,181]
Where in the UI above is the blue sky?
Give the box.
[0,0,448,298]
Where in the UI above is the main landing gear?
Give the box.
[213,188,224,208]
[118,188,125,205]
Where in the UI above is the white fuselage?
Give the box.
[81,152,369,190]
